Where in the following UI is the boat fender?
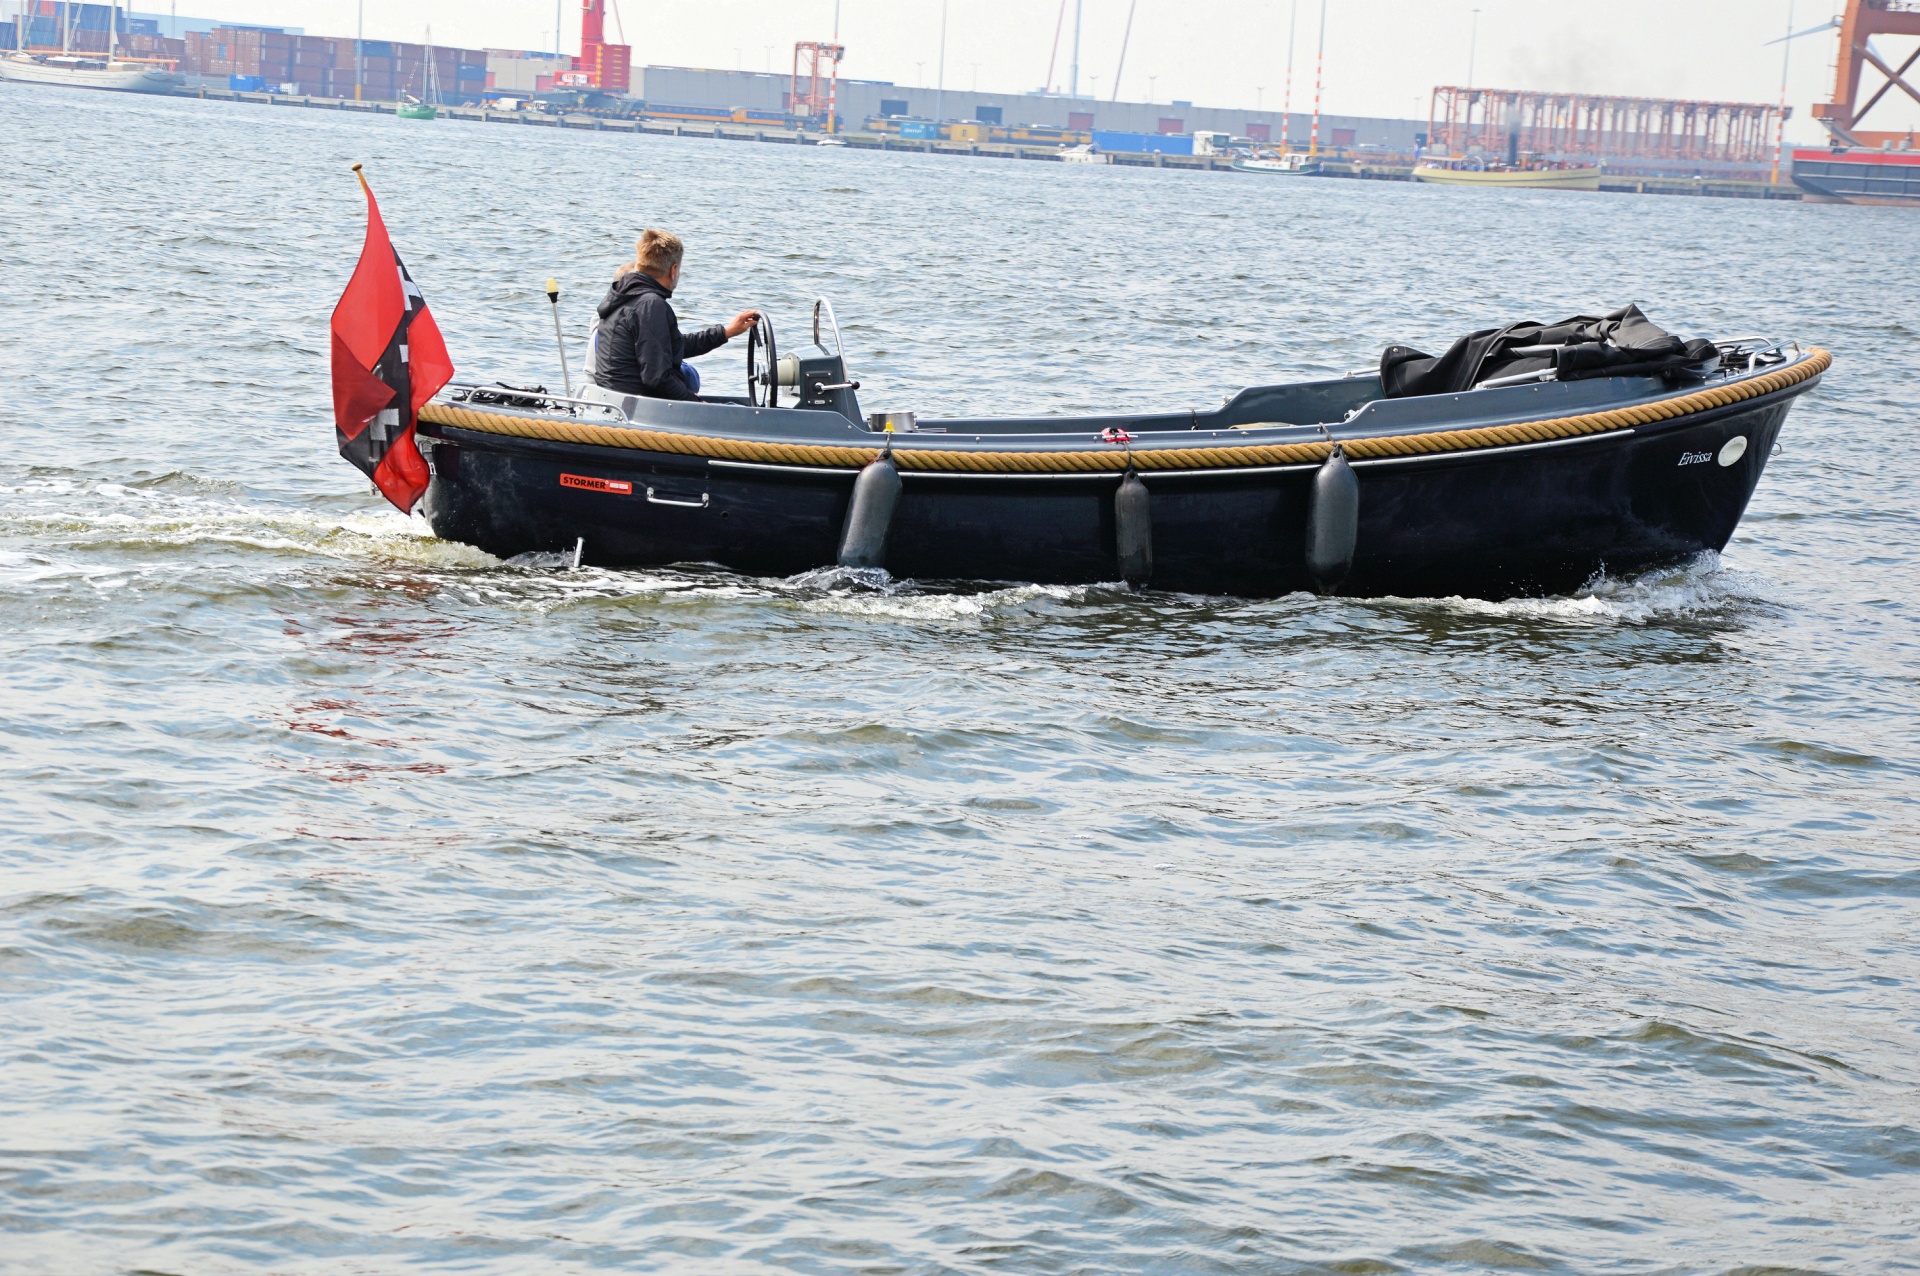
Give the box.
[1114,470,1153,586]
[837,453,902,569]
[1305,445,1359,593]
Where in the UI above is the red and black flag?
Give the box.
[330,165,454,513]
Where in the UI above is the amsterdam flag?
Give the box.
[330,166,454,513]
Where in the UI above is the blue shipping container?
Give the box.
[899,120,939,139]
[1091,130,1193,156]
[229,75,266,91]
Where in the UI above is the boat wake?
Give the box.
[0,473,493,587]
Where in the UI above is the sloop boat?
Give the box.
[412,302,1828,600]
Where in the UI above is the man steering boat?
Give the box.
[592,229,759,400]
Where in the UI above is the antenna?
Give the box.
[545,279,573,397]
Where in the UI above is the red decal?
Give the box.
[560,473,633,494]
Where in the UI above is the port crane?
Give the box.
[1776,0,1920,146]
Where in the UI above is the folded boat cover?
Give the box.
[1379,305,1718,398]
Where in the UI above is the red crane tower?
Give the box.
[1812,0,1920,147]
[791,41,845,131]
[572,0,632,95]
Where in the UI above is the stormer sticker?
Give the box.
[560,473,633,494]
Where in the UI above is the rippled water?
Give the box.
[3,87,1919,1274]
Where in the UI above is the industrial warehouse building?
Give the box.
[636,67,1426,151]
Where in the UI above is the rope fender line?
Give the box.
[419,348,1830,476]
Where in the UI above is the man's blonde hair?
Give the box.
[635,229,685,277]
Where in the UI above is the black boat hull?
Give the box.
[420,383,1802,600]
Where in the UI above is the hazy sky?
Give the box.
[128,1,1909,140]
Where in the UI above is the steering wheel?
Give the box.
[746,311,778,408]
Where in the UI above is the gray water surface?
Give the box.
[2,88,1918,1275]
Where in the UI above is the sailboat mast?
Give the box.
[1111,0,1135,103]
[1308,0,1327,157]
[108,0,116,62]
[1281,0,1296,153]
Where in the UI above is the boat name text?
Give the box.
[560,473,633,494]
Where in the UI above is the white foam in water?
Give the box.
[796,578,1094,623]
[455,558,1099,623]
[1394,552,1775,626]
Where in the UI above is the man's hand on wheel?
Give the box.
[725,310,761,339]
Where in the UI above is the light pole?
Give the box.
[1148,74,1156,102]
[1257,86,1264,110]
[1070,0,1082,97]
[934,0,948,123]
[355,0,362,100]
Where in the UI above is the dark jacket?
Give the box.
[593,270,728,399]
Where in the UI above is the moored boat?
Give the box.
[408,303,1828,600]
[396,25,441,120]
[1232,151,1324,176]
[0,51,183,93]
[1413,161,1602,191]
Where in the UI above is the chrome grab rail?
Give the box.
[812,297,845,356]
[646,487,709,509]
[1476,369,1556,389]
[1735,339,1798,371]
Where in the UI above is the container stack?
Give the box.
[123,34,188,63]
[177,29,489,102]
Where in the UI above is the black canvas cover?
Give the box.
[1379,305,1718,398]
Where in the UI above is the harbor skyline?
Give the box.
[92,0,1893,143]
